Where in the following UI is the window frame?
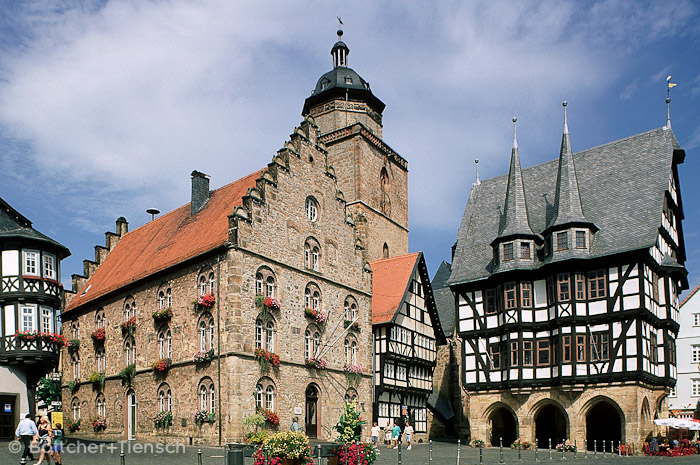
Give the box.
[557,273,570,302]
[556,231,568,251]
[305,197,319,222]
[520,241,531,260]
[588,270,607,299]
[520,282,532,308]
[504,282,517,310]
[23,250,40,276]
[503,242,514,261]
[575,230,587,249]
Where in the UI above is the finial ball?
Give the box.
[475,159,479,164]
[562,100,568,107]
[666,98,671,104]
[512,116,517,123]
[337,29,343,38]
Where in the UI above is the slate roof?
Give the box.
[65,171,260,312]
[431,261,455,337]
[449,126,682,286]
[0,197,70,257]
[371,252,446,344]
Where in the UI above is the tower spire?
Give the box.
[548,101,593,230]
[331,25,349,68]
[473,159,481,187]
[496,116,535,239]
[665,75,677,130]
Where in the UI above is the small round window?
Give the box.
[305,197,318,222]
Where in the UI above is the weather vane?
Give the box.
[337,16,343,26]
[667,75,677,99]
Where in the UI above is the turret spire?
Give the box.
[473,159,481,187]
[497,116,535,239]
[665,76,677,130]
[331,27,349,68]
[548,101,592,229]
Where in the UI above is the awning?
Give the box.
[654,418,700,430]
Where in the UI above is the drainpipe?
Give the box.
[217,253,222,446]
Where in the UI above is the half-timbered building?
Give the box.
[0,197,70,438]
[371,252,445,439]
[448,104,688,449]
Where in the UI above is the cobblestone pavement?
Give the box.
[1,440,699,465]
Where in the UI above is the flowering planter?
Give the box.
[304,308,327,324]
[343,320,360,331]
[152,358,171,374]
[151,308,173,321]
[91,328,105,342]
[193,293,216,311]
[120,317,136,336]
[304,358,327,370]
[193,348,215,364]
[254,348,280,371]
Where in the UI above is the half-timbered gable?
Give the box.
[449,104,688,449]
[371,252,445,438]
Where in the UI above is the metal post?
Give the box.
[548,438,552,460]
[479,444,483,465]
[594,440,597,458]
[584,440,587,459]
[457,438,461,465]
[197,448,202,465]
[499,437,504,464]
[535,443,539,462]
[430,440,433,465]
[316,445,321,465]
[20,458,27,465]
[617,441,621,457]
[574,440,577,459]
[356,441,360,465]
[602,441,606,458]
[561,442,566,460]
[120,451,125,465]
[398,442,402,465]
[518,441,522,463]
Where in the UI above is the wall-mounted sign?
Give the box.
[294,407,302,415]
[4,403,12,413]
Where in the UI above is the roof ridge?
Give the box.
[369,251,420,265]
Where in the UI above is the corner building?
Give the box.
[448,106,688,449]
[61,30,410,444]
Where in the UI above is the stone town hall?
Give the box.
[58,30,444,444]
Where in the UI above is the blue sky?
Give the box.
[1,1,699,299]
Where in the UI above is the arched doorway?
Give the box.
[586,400,622,450]
[126,389,137,440]
[490,406,517,447]
[535,404,567,449]
[305,385,319,438]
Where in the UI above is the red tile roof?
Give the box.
[370,252,421,324]
[66,171,260,311]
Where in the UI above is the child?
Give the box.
[50,423,64,465]
[404,422,414,450]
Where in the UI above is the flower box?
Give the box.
[304,307,327,324]
[151,308,173,320]
[91,328,106,342]
[119,364,136,386]
[254,347,280,371]
[251,431,313,465]
[193,348,215,364]
[344,364,363,385]
[14,331,66,347]
[255,295,280,312]
[343,320,360,330]
[153,410,173,429]
[511,439,532,450]
[304,357,327,370]
[257,407,280,426]
[88,372,105,390]
[91,416,106,433]
[194,410,215,426]
[67,418,80,433]
[66,339,80,354]
[152,358,171,374]
[120,316,136,335]
[193,293,216,310]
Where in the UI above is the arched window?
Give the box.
[344,389,358,405]
[124,297,136,320]
[158,290,166,309]
[158,329,172,358]
[72,397,81,420]
[71,321,80,339]
[305,197,319,222]
[255,267,276,297]
[304,283,321,311]
[383,243,389,259]
[305,328,320,360]
[344,338,357,365]
[198,269,216,295]
[265,321,274,352]
[96,394,106,417]
[158,384,172,412]
[266,385,274,410]
[124,337,135,365]
[255,318,275,351]
[199,275,208,296]
[344,297,358,321]
[198,314,214,350]
[95,309,105,329]
[71,353,80,381]
[96,348,105,372]
[198,378,215,413]
[255,384,263,409]
[304,238,321,271]
[255,378,276,411]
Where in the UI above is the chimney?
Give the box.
[116,217,129,236]
[191,171,211,215]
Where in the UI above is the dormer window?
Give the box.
[520,242,531,260]
[575,230,587,249]
[503,243,514,261]
[556,232,568,251]
[344,75,353,84]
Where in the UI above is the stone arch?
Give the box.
[305,383,322,439]
[483,402,518,447]
[640,397,653,442]
[531,400,568,449]
[581,396,624,451]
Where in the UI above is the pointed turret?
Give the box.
[547,101,594,230]
[497,117,535,239]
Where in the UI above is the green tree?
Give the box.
[36,376,60,405]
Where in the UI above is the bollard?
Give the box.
[603,441,606,458]
[479,444,483,465]
[535,443,539,462]
[618,441,621,457]
[457,438,461,465]
[20,458,27,465]
[197,448,202,465]
[561,442,566,461]
[548,438,552,460]
[584,440,587,459]
[574,440,577,459]
[499,437,504,464]
[398,442,402,465]
[518,440,522,463]
[120,450,126,465]
[344,443,348,465]
[316,445,321,465]
[430,440,433,465]
[594,440,597,458]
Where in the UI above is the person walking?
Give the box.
[34,415,53,465]
[15,413,38,461]
[384,425,392,448]
[404,422,414,450]
[50,423,63,465]
[290,417,302,433]
[371,422,381,454]
[391,422,402,449]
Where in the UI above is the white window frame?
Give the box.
[21,305,36,332]
[693,314,700,327]
[23,250,39,276]
[41,306,53,333]
[692,345,700,364]
[692,379,700,397]
[305,198,318,222]
[43,254,56,280]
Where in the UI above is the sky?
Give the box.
[1,0,699,300]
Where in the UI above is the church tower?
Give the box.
[302,28,408,262]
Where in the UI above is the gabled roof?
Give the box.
[449,127,682,286]
[681,282,700,308]
[371,252,446,344]
[0,197,70,257]
[65,171,259,312]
